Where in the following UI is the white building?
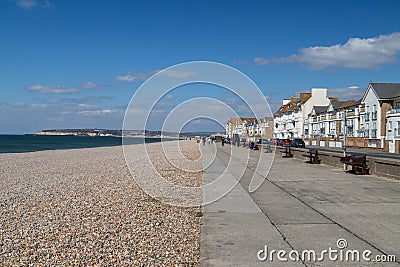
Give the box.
[308,99,364,138]
[226,117,257,139]
[274,88,330,139]
[362,82,400,152]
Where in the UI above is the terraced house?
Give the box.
[273,82,400,153]
[362,82,400,152]
[273,88,330,139]
[308,99,365,139]
[225,117,257,139]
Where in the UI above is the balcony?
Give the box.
[387,108,400,117]
[347,111,356,117]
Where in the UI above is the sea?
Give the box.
[0,135,166,154]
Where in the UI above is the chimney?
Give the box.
[311,88,327,99]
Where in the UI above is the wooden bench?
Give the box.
[280,145,293,158]
[303,148,321,164]
[340,153,369,175]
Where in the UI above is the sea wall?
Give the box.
[286,147,400,180]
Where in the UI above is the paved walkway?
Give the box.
[200,143,400,266]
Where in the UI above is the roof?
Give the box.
[337,99,362,109]
[274,93,310,116]
[370,83,400,99]
[332,101,347,110]
[313,106,329,114]
[227,117,257,125]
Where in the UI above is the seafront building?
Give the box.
[271,82,400,153]
[225,117,273,141]
[226,117,257,139]
[308,99,365,139]
[224,82,400,153]
[273,88,331,139]
[362,82,400,152]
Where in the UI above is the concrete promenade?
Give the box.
[200,143,400,266]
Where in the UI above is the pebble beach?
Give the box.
[0,140,202,266]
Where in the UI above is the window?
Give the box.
[347,126,354,137]
[394,102,400,113]
[398,121,400,136]
[371,129,377,138]
[365,105,370,121]
[388,121,393,132]
[372,105,377,120]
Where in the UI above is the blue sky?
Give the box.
[1,0,400,133]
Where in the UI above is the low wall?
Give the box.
[287,147,400,180]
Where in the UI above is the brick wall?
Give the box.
[384,140,389,152]
[288,147,400,180]
[346,137,367,148]
[381,102,392,136]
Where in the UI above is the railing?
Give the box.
[387,108,400,114]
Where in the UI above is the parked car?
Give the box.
[281,139,292,146]
[277,139,284,146]
[291,138,305,148]
[257,138,269,144]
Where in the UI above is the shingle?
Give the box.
[371,83,400,99]
[313,106,328,114]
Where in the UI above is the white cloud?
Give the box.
[115,71,156,82]
[115,69,196,82]
[232,59,249,65]
[78,103,99,110]
[328,86,365,100]
[254,57,269,65]
[115,74,136,82]
[77,109,119,116]
[27,85,80,94]
[17,0,36,9]
[158,69,196,78]
[16,0,53,9]
[257,32,400,69]
[77,82,98,89]
[28,82,99,94]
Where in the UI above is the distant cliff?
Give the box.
[35,129,186,137]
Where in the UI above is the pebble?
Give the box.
[0,141,202,266]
